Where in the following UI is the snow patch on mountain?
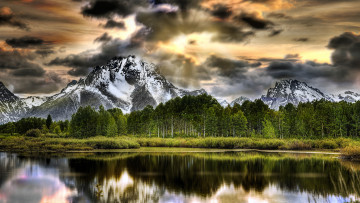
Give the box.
[216,98,229,107]
[330,91,360,103]
[0,55,207,123]
[261,79,334,109]
[21,96,48,109]
[230,96,251,107]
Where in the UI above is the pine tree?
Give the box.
[46,115,52,129]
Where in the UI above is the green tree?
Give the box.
[54,125,61,135]
[262,118,275,138]
[41,124,49,134]
[5,122,15,135]
[205,106,217,137]
[46,114,52,129]
[97,105,117,137]
[232,110,248,137]
[70,106,98,138]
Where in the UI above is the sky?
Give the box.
[0,0,360,100]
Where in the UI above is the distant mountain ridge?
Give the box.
[217,79,360,109]
[260,79,333,109]
[0,55,206,123]
[1,57,359,124]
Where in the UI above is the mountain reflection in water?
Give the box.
[0,151,359,203]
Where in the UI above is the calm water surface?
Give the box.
[0,150,359,203]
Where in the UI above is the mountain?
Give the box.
[260,79,334,109]
[230,96,251,107]
[216,98,230,107]
[331,91,360,103]
[1,58,360,124]
[0,82,48,123]
[22,96,48,109]
[1,55,206,122]
[0,82,23,124]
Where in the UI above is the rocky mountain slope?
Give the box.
[230,96,251,107]
[331,91,360,103]
[1,57,360,124]
[260,79,334,109]
[0,56,206,123]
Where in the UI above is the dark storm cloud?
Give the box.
[328,32,360,69]
[210,22,255,42]
[48,54,96,76]
[11,67,45,77]
[269,29,283,37]
[103,19,125,29]
[81,0,148,18]
[0,7,29,30]
[265,61,337,79]
[284,54,300,59]
[0,47,50,87]
[94,32,112,42]
[48,34,143,76]
[253,57,299,63]
[35,49,55,57]
[10,72,68,94]
[267,12,292,19]
[205,55,250,78]
[211,72,272,98]
[235,12,274,29]
[0,48,40,71]
[5,36,44,48]
[293,38,309,42]
[210,4,232,19]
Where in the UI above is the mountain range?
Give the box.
[0,55,359,124]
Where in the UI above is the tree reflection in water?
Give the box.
[0,151,359,203]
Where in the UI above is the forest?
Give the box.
[1,94,360,139]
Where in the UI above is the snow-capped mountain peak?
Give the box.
[216,98,229,107]
[2,58,360,124]
[0,82,18,103]
[331,91,360,103]
[18,55,207,122]
[261,79,333,109]
[230,96,250,107]
[21,96,48,109]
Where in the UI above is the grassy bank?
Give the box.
[341,146,360,161]
[136,137,356,150]
[1,135,360,157]
[0,136,140,152]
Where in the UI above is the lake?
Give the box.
[0,149,359,203]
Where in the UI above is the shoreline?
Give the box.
[0,136,358,160]
[0,147,342,155]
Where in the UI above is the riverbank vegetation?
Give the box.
[341,146,360,160]
[1,135,360,153]
[0,136,140,152]
[1,95,360,157]
[2,94,360,139]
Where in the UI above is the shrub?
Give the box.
[280,140,312,150]
[25,129,42,137]
[341,146,360,160]
[318,140,338,149]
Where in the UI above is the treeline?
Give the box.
[1,94,360,139]
[0,106,126,137]
[128,94,360,139]
[0,115,68,136]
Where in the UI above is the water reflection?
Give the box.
[0,151,359,203]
